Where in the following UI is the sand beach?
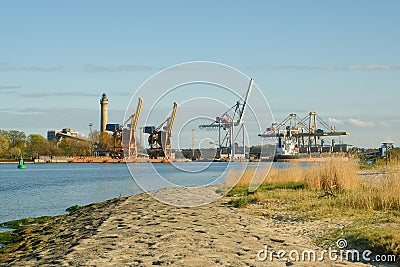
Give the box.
[0,184,382,267]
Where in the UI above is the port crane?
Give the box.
[259,112,349,156]
[199,78,254,159]
[126,98,143,160]
[145,102,178,161]
[106,98,143,159]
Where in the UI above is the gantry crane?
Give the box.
[145,102,178,161]
[199,78,254,159]
[106,98,143,159]
[258,112,349,156]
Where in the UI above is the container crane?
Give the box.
[259,112,349,157]
[199,78,253,159]
[145,102,178,161]
[106,98,143,159]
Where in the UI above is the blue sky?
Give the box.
[1,0,399,148]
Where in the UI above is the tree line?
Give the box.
[0,129,115,159]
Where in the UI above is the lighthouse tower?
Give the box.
[100,93,108,133]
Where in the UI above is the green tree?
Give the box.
[8,130,26,152]
[91,131,113,151]
[8,147,21,158]
[48,139,62,156]
[0,134,9,157]
[27,134,50,157]
[58,138,90,156]
[58,139,73,156]
[70,140,91,156]
[0,130,10,140]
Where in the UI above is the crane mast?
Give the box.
[163,102,178,161]
[127,98,143,161]
[146,102,178,162]
[237,78,253,126]
[199,78,254,160]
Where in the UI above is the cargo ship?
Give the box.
[259,112,351,163]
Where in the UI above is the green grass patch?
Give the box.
[0,216,56,229]
[65,205,81,214]
[226,181,306,197]
[258,181,306,191]
[0,231,20,245]
[0,215,58,247]
[229,195,257,208]
[322,212,400,259]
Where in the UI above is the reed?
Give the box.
[227,159,400,211]
[303,160,360,190]
[227,159,360,191]
[226,160,400,260]
[339,165,400,211]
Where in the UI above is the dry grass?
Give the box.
[226,160,400,260]
[226,159,400,211]
[304,160,360,190]
[339,165,400,211]
[227,160,360,191]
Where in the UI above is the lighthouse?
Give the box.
[100,93,108,133]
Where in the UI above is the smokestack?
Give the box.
[100,93,108,132]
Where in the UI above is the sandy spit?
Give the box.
[0,186,377,267]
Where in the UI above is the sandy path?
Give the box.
[0,186,379,267]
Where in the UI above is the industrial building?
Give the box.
[47,128,87,142]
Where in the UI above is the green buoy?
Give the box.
[18,156,26,169]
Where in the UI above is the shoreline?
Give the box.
[0,185,387,267]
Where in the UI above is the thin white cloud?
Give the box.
[21,66,63,72]
[347,118,374,127]
[0,108,46,115]
[247,65,400,72]
[19,92,98,98]
[0,85,21,90]
[84,64,154,72]
[328,117,343,124]
[379,121,391,127]
[349,65,400,71]
[0,64,63,72]
[19,93,50,98]
[0,91,17,95]
[0,64,15,71]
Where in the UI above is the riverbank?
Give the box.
[1,184,393,266]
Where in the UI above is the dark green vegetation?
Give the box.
[323,212,400,259]
[0,231,20,246]
[0,216,57,246]
[0,205,82,247]
[65,205,81,214]
[0,129,117,159]
[0,216,55,229]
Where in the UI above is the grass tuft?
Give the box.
[226,159,400,262]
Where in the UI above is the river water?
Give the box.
[0,162,285,223]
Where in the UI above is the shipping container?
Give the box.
[106,124,120,131]
[144,126,156,134]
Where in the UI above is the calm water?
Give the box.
[0,162,279,223]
